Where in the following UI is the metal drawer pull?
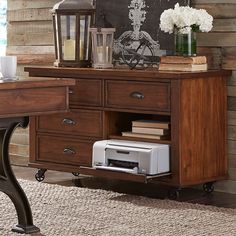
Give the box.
[62,118,76,126]
[63,148,76,155]
[130,91,144,99]
[69,89,74,94]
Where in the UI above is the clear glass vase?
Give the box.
[174,29,197,56]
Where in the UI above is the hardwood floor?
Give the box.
[13,165,236,209]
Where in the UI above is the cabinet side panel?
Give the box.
[180,76,227,185]
[29,116,37,163]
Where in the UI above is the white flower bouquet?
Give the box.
[160,3,213,34]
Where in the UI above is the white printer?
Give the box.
[92,140,170,175]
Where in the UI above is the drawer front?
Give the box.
[37,109,103,137]
[37,136,92,166]
[70,79,102,107]
[105,80,170,111]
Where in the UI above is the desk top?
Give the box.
[0,77,75,118]
[0,77,75,90]
[24,66,232,80]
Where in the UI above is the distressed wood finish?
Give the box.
[0,77,74,234]
[180,77,227,185]
[192,0,236,192]
[37,135,93,166]
[38,109,103,138]
[26,67,230,187]
[0,77,74,118]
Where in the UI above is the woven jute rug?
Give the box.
[0,180,236,236]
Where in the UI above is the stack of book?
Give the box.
[122,120,170,140]
[159,56,207,72]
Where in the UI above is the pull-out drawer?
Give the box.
[105,80,170,112]
[37,109,103,138]
[69,79,102,107]
[79,167,171,183]
[37,135,93,166]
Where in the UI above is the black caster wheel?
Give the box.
[203,182,214,193]
[168,188,181,200]
[35,169,47,182]
[72,172,80,177]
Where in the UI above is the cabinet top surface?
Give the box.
[24,66,231,80]
[0,77,75,90]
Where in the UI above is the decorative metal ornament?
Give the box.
[52,0,95,67]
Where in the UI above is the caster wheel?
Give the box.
[203,182,214,193]
[35,169,47,182]
[35,173,45,182]
[168,189,180,200]
[72,172,80,177]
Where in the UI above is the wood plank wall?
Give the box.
[7,0,57,164]
[192,0,236,192]
[6,0,236,193]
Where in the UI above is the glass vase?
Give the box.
[174,29,197,56]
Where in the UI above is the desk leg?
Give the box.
[0,117,40,234]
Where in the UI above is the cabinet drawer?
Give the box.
[37,109,103,137]
[105,80,170,112]
[70,79,102,107]
[37,136,92,166]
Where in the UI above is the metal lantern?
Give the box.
[52,0,95,67]
[90,24,115,68]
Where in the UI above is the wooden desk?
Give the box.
[25,67,231,199]
[0,77,75,234]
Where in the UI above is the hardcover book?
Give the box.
[159,63,208,72]
[160,56,207,64]
[122,131,169,140]
[132,120,170,129]
[132,126,169,135]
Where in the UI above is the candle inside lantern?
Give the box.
[97,46,103,63]
[80,40,84,60]
[64,39,75,60]
[96,46,110,63]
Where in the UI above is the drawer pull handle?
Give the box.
[130,91,144,99]
[62,118,76,126]
[63,148,76,155]
[69,89,74,94]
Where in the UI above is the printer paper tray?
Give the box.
[79,166,171,184]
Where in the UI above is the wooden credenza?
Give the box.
[25,67,231,190]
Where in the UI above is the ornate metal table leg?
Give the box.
[0,117,40,234]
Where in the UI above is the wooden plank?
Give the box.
[228,111,236,126]
[213,19,236,32]
[9,143,29,157]
[193,0,236,3]
[223,60,236,70]
[7,46,55,55]
[228,125,236,140]
[229,140,236,154]
[8,8,52,22]
[8,21,53,35]
[197,47,222,69]
[228,167,236,181]
[197,33,236,47]
[11,133,29,145]
[9,154,28,167]
[228,97,236,111]
[16,65,32,77]
[14,54,55,65]
[228,71,236,86]
[228,86,236,97]
[13,127,29,135]
[194,4,236,18]
[228,154,236,167]
[8,0,58,11]
[222,47,236,70]
[7,32,53,46]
